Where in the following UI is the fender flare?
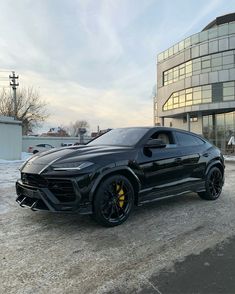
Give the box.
[89,166,141,201]
[205,159,224,176]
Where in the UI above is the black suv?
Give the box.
[16,127,225,226]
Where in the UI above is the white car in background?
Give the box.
[28,144,54,154]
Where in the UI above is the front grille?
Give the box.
[48,179,76,203]
[21,173,48,187]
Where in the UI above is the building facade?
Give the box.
[155,13,235,153]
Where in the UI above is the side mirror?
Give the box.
[145,139,166,149]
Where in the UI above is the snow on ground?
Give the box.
[224,155,235,161]
[0,153,32,188]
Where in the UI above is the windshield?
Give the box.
[88,128,149,147]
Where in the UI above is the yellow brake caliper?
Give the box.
[116,184,125,208]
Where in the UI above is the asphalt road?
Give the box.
[0,161,235,294]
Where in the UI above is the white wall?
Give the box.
[22,136,91,152]
[0,116,22,160]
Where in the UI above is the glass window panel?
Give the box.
[219,38,229,51]
[223,55,234,65]
[223,64,233,70]
[202,90,211,98]
[158,53,164,62]
[224,87,234,96]
[223,96,234,101]
[186,64,192,73]
[193,86,201,92]
[184,37,191,48]
[193,61,201,71]
[211,57,222,67]
[186,100,192,106]
[164,50,169,59]
[203,98,212,103]
[179,68,185,76]
[202,60,211,68]
[225,112,234,126]
[186,88,192,94]
[179,94,185,103]
[186,93,192,101]
[194,91,201,100]
[179,41,184,51]
[200,43,208,55]
[218,24,228,37]
[208,27,218,39]
[229,36,235,49]
[173,96,179,103]
[203,85,212,91]
[209,40,218,53]
[169,47,173,56]
[229,22,235,34]
[224,81,234,87]
[199,31,208,42]
[173,44,179,54]
[173,69,179,78]
[191,33,199,45]
[216,114,225,126]
[192,46,199,58]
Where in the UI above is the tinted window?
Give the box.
[176,132,204,146]
[36,144,45,147]
[88,128,149,147]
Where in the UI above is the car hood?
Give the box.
[21,145,137,174]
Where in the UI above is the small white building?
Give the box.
[0,116,22,160]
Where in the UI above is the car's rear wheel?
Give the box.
[33,150,39,154]
[198,167,223,200]
[93,175,134,227]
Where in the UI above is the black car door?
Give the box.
[174,131,206,187]
[137,130,185,202]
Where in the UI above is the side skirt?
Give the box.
[138,180,205,205]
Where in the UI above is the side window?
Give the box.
[176,132,205,146]
[150,131,176,146]
[36,144,45,147]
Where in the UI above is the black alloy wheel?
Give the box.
[198,167,223,200]
[93,175,134,227]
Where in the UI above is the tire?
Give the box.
[33,150,39,154]
[198,167,223,200]
[93,175,134,227]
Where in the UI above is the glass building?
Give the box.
[155,13,235,154]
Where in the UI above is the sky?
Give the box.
[0,0,235,133]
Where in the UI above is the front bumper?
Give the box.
[16,179,92,214]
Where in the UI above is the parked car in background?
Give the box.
[28,144,54,154]
[18,127,225,227]
[61,143,74,147]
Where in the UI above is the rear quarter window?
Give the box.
[176,132,205,146]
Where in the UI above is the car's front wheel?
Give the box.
[93,175,134,227]
[198,167,223,200]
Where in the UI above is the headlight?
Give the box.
[52,161,94,171]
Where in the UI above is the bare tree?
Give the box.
[67,120,90,137]
[0,87,49,134]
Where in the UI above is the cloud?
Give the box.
[0,0,234,132]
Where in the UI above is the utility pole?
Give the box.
[9,71,19,120]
